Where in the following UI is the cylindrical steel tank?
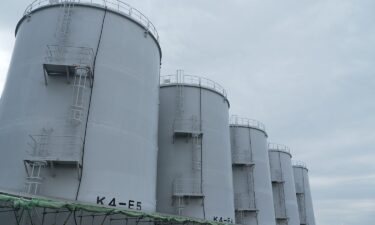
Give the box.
[230,116,276,225]
[157,71,235,223]
[268,144,300,225]
[292,162,316,225]
[0,0,161,213]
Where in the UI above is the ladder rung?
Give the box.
[26,177,43,180]
[73,85,87,88]
[72,104,84,108]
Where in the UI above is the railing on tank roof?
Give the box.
[160,74,227,98]
[23,0,159,42]
[293,160,307,168]
[230,115,266,132]
[268,143,290,154]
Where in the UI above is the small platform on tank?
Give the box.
[23,157,82,178]
[173,192,205,198]
[42,63,93,85]
[173,130,203,137]
[24,157,82,167]
[275,216,289,220]
[235,208,258,212]
[271,179,285,184]
[44,63,76,76]
[232,161,255,167]
[172,118,202,139]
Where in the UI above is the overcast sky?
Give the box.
[1,1,374,225]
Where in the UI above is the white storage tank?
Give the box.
[0,0,161,213]
[268,144,300,225]
[230,116,276,225]
[157,71,235,223]
[293,162,316,225]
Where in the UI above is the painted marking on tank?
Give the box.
[213,216,234,223]
[96,196,142,210]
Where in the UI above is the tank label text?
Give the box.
[213,217,234,223]
[96,196,142,210]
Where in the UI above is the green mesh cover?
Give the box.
[0,192,231,225]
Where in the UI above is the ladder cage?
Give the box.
[192,134,202,173]
[297,193,307,224]
[235,210,258,225]
[24,160,47,195]
[234,194,256,211]
[272,182,288,219]
[71,66,91,125]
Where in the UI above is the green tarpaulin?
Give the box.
[0,192,233,225]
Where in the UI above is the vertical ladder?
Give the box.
[248,128,254,164]
[31,128,53,157]
[54,0,75,62]
[233,127,239,154]
[191,115,202,174]
[176,196,184,216]
[248,128,259,225]
[56,1,75,43]
[37,133,49,157]
[172,70,185,215]
[176,70,184,119]
[231,128,239,163]
[246,166,256,209]
[279,183,287,219]
[251,170,259,225]
[192,133,202,174]
[300,169,307,224]
[172,70,205,216]
[236,211,244,224]
[276,152,288,221]
[25,161,47,195]
[25,129,52,195]
[278,152,284,181]
[23,161,45,225]
[71,66,90,125]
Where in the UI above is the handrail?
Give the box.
[173,178,202,196]
[268,143,290,154]
[230,115,266,132]
[232,151,252,165]
[28,134,84,159]
[234,193,256,210]
[45,44,95,67]
[173,118,202,134]
[293,160,307,169]
[23,0,159,42]
[160,73,227,98]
